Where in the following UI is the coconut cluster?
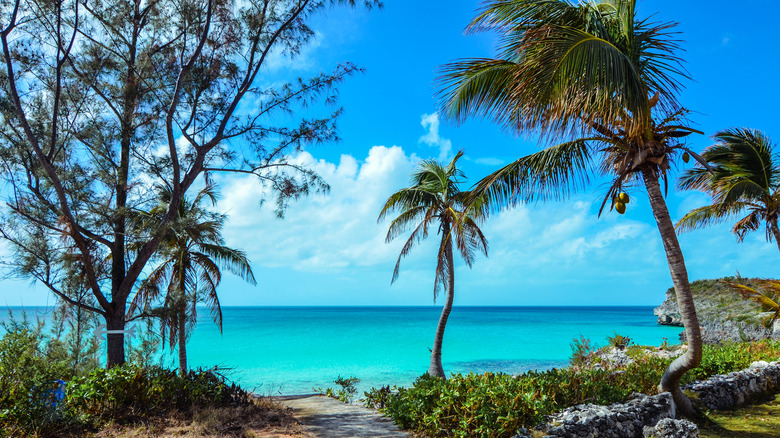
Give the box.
[614,192,630,214]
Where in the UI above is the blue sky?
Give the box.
[3,0,780,307]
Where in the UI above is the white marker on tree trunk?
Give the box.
[93,324,136,342]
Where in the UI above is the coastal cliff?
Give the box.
[654,278,780,343]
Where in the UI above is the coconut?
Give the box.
[617,192,630,204]
[615,202,626,214]
[682,152,690,163]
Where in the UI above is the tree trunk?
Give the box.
[105,306,126,368]
[769,217,780,255]
[428,227,454,379]
[643,169,702,416]
[178,307,187,376]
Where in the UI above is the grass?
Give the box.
[62,398,302,438]
[699,393,780,438]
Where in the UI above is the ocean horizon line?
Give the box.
[2,304,661,309]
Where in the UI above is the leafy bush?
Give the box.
[384,341,780,437]
[0,311,252,435]
[607,332,633,349]
[688,340,780,381]
[65,364,251,425]
[0,318,74,437]
[569,335,594,367]
[318,375,361,403]
[383,365,669,437]
[364,385,392,409]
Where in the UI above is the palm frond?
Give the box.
[674,202,751,234]
[733,210,764,242]
[384,205,434,243]
[377,188,439,223]
[391,212,435,284]
[131,261,173,313]
[437,58,522,127]
[196,243,256,285]
[454,215,489,267]
[472,138,594,210]
[726,281,780,313]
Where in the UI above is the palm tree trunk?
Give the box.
[643,169,702,416]
[178,306,187,377]
[429,228,454,379]
[769,217,780,255]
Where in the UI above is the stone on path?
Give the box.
[278,395,409,438]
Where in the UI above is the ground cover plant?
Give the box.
[370,340,780,438]
[0,313,278,437]
[699,392,780,438]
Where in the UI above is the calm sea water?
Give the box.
[1,306,681,395]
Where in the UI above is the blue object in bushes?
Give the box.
[52,380,66,407]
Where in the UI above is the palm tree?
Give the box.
[725,280,780,330]
[378,151,488,378]
[437,0,703,413]
[677,128,780,252]
[133,185,256,376]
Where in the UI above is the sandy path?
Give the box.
[277,395,410,438]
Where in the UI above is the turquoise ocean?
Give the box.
[1,306,681,395]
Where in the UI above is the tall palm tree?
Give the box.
[133,185,256,376]
[437,0,703,413]
[677,128,780,252]
[378,151,488,378]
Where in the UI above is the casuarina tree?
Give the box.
[0,0,380,366]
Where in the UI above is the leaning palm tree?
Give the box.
[438,0,703,413]
[133,185,256,376]
[677,128,780,252]
[378,151,488,378]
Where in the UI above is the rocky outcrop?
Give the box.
[654,278,780,343]
[679,320,775,344]
[595,346,685,369]
[654,288,683,326]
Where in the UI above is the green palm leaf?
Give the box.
[132,183,255,373]
[677,128,780,244]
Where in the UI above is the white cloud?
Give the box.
[474,157,505,166]
[217,145,415,271]
[418,113,453,162]
[262,32,324,73]
[214,146,679,305]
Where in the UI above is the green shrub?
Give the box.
[0,318,73,437]
[384,341,780,437]
[64,364,251,425]
[688,340,780,381]
[383,366,666,437]
[318,375,361,403]
[364,385,392,409]
[569,335,594,367]
[607,332,633,349]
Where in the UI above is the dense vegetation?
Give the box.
[0,315,251,437]
[365,340,780,438]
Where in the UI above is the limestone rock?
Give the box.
[642,418,699,438]
[654,289,682,326]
